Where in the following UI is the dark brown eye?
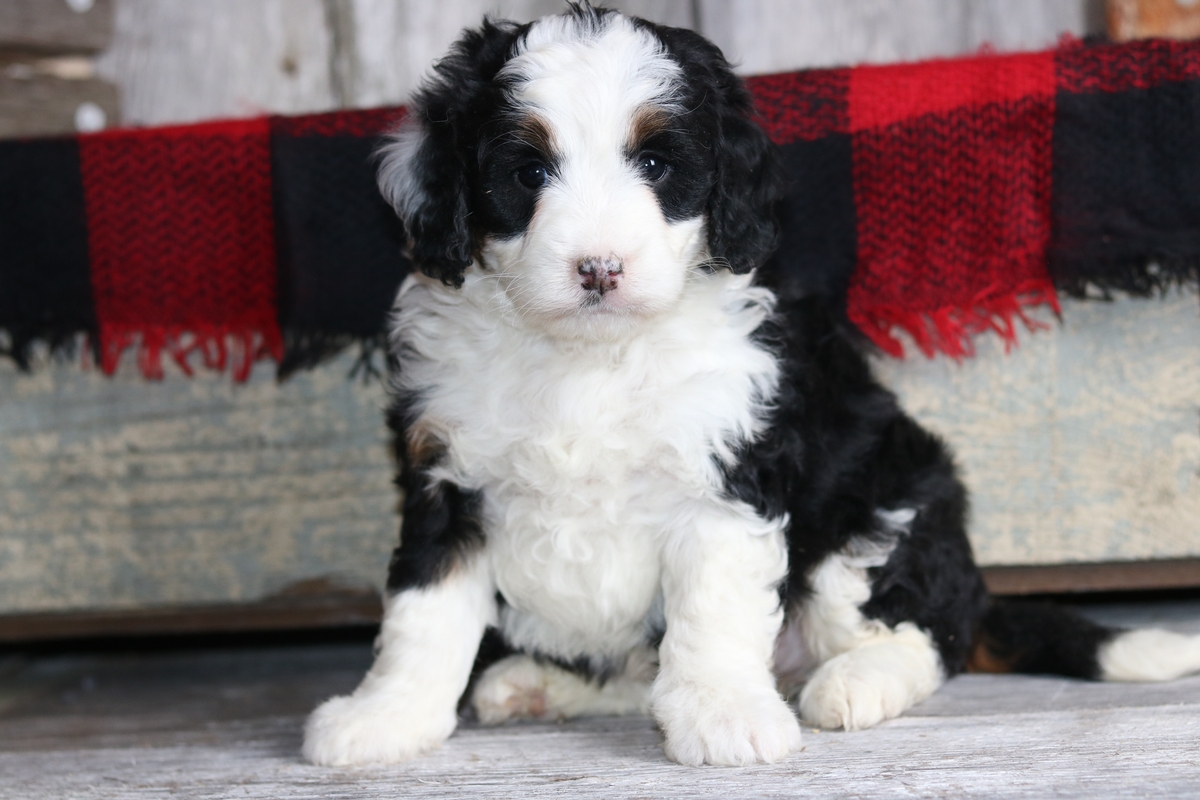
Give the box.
[637,153,668,182]
[515,162,547,189]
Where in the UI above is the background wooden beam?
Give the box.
[1,560,1197,644]
[0,0,113,54]
[1109,0,1200,41]
[0,72,118,137]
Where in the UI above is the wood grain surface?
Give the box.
[0,73,118,136]
[0,0,113,54]
[1,599,1199,798]
[874,292,1200,568]
[0,351,397,616]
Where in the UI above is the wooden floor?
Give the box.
[2,600,1199,799]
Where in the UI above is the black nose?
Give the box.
[577,256,623,294]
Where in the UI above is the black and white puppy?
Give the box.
[304,5,1200,767]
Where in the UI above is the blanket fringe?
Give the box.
[850,279,1061,359]
[276,331,388,382]
[97,324,284,382]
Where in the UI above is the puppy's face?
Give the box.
[476,18,710,338]
[382,9,781,339]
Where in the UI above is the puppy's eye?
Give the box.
[637,153,669,182]
[515,162,547,189]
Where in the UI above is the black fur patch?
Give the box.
[384,396,486,593]
[390,18,532,287]
[721,294,988,674]
[971,599,1116,680]
[637,19,785,273]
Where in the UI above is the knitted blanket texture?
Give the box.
[1,38,1197,379]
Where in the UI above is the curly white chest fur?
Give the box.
[391,268,781,660]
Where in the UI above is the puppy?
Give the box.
[304,5,1200,767]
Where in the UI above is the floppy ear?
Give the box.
[707,101,785,274]
[378,116,472,287]
[647,24,785,274]
[377,19,524,288]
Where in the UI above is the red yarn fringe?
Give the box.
[848,279,1061,360]
[96,324,285,382]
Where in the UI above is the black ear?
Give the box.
[377,19,525,288]
[708,100,785,274]
[645,24,785,274]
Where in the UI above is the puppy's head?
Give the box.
[380,5,782,338]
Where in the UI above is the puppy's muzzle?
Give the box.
[577,256,623,295]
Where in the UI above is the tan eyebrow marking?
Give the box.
[515,114,556,156]
[627,106,672,151]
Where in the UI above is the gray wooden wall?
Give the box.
[95,0,1103,126]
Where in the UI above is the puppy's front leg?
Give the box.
[303,554,495,766]
[652,507,801,766]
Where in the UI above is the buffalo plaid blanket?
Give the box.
[1,37,1197,379]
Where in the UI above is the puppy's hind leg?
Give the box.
[303,555,495,766]
[798,623,943,731]
[472,647,655,723]
[792,534,946,732]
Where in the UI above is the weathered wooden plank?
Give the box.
[0,585,381,643]
[0,352,397,615]
[697,0,1100,74]
[983,559,1200,595]
[2,695,1199,797]
[0,73,117,137]
[1109,0,1200,41]
[873,292,1200,568]
[341,0,694,110]
[0,0,113,54]
[1,602,1197,798]
[94,0,337,126]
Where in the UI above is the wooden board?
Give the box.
[1109,0,1200,41]
[984,558,1200,595]
[0,0,113,54]
[94,0,1098,126]
[1,600,1199,798]
[698,0,1101,75]
[873,292,1200,568]
[94,0,338,126]
[0,351,398,616]
[0,73,118,137]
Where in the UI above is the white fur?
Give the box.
[773,524,945,731]
[486,15,699,340]
[1099,628,1200,682]
[473,648,656,723]
[302,554,495,766]
[393,267,780,668]
[652,503,801,766]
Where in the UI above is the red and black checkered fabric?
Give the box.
[78,119,282,380]
[1,38,1197,378]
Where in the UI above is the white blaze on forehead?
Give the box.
[502,14,682,152]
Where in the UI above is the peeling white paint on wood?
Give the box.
[0,352,397,614]
[94,0,1100,126]
[873,292,1200,567]
[2,651,1200,798]
[698,0,1100,74]
[95,0,339,126]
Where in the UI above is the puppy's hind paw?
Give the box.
[798,631,942,732]
[302,693,456,766]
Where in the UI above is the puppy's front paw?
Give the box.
[653,681,801,766]
[303,693,456,766]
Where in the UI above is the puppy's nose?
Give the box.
[576,256,623,294]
